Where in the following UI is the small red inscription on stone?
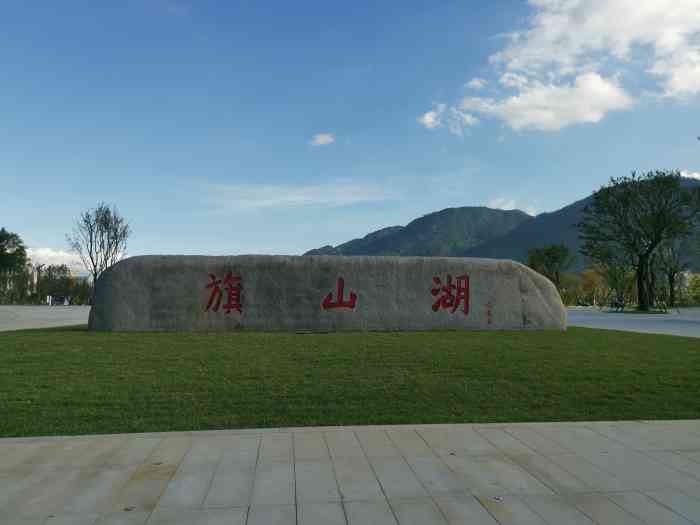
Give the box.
[486,301,493,324]
[322,277,357,310]
[206,272,242,314]
[431,273,469,315]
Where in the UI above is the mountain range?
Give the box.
[304,179,700,272]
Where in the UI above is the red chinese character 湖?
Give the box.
[431,273,469,315]
[322,277,357,310]
[206,272,243,314]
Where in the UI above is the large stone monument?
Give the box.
[89,255,566,331]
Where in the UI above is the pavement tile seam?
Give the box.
[351,429,403,525]
[322,433,350,524]
[384,428,482,524]
[643,450,700,485]
[518,494,595,525]
[504,452,596,495]
[584,422,668,451]
[606,490,696,525]
[644,491,700,524]
[503,426,578,456]
[473,427,538,456]
[244,434,262,522]
[564,493,636,525]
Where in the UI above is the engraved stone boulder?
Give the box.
[88,255,567,332]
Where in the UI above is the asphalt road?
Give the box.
[0,305,90,332]
[567,306,700,338]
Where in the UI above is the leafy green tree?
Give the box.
[0,228,28,301]
[70,278,93,305]
[653,239,693,307]
[689,275,700,304]
[579,170,700,311]
[526,244,574,290]
[0,228,27,274]
[4,265,32,304]
[589,247,635,310]
[37,264,72,300]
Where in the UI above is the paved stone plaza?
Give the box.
[2,421,700,524]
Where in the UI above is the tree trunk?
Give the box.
[637,255,650,311]
[668,272,676,307]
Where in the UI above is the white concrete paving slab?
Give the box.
[569,493,645,524]
[475,428,538,455]
[294,461,342,503]
[521,494,594,524]
[477,495,547,525]
[607,491,694,524]
[326,431,366,460]
[508,453,593,494]
[368,458,429,500]
[645,490,700,524]
[44,512,101,525]
[95,510,150,525]
[297,502,346,525]
[250,461,295,506]
[246,504,296,525]
[433,493,499,524]
[441,453,554,496]
[389,498,447,525]
[2,421,700,524]
[332,457,385,502]
[345,500,398,525]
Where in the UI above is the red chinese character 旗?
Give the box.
[222,272,242,314]
[206,272,243,314]
[431,273,469,315]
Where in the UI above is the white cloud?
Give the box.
[466,78,487,89]
[486,197,537,216]
[650,47,700,98]
[310,133,335,146]
[417,104,446,129]
[446,108,479,136]
[421,0,700,135]
[461,73,634,131]
[209,180,394,212]
[681,169,700,180]
[417,103,478,136]
[26,248,83,273]
[499,72,529,89]
[491,0,700,99]
[487,197,517,210]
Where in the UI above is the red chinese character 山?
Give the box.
[206,272,243,314]
[322,277,357,310]
[431,274,469,315]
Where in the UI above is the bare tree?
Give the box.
[67,202,131,286]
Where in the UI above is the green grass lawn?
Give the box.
[1,326,699,437]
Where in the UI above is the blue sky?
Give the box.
[2,1,699,269]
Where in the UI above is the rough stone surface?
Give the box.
[88,255,566,332]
